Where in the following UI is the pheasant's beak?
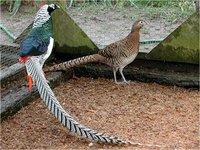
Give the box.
[144,20,148,25]
[141,20,147,27]
[141,20,148,29]
[55,4,60,9]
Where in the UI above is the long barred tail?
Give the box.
[44,54,101,72]
[25,57,131,144]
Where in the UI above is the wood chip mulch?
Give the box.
[1,77,199,149]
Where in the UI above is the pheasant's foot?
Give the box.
[124,80,131,84]
[115,81,127,85]
[114,79,120,84]
[115,80,130,85]
[115,81,120,84]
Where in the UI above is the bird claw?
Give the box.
[115,80,130,85]
[124,80,131,84]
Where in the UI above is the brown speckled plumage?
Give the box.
[44,19,145,83]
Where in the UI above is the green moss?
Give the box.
[52,8,98,55]
[147,13,199,64]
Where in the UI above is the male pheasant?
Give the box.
[19,3,59,91]
[44,19,145,84]
[17,4,135,145]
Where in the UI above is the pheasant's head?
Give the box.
[132,19,146,31]
[47,4,60,15]
[39,3,60,15]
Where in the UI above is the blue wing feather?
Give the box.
[19,18,52,57]
[20,36,49,56]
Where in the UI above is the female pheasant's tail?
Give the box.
[25,57,131,145]
[44,54,103,72]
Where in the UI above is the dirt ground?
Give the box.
[1,3,199,150]
[1,4,193,51]
[1,77,199,149]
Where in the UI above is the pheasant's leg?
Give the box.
[26,75,33,92]
[119,67,129,84]
[113,67,119,84]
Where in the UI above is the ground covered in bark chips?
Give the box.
[1,77,199,149]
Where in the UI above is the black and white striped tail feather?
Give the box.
[25,57,131,145]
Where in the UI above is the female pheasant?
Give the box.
[44,19,146,84]
[19,3,59,91]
